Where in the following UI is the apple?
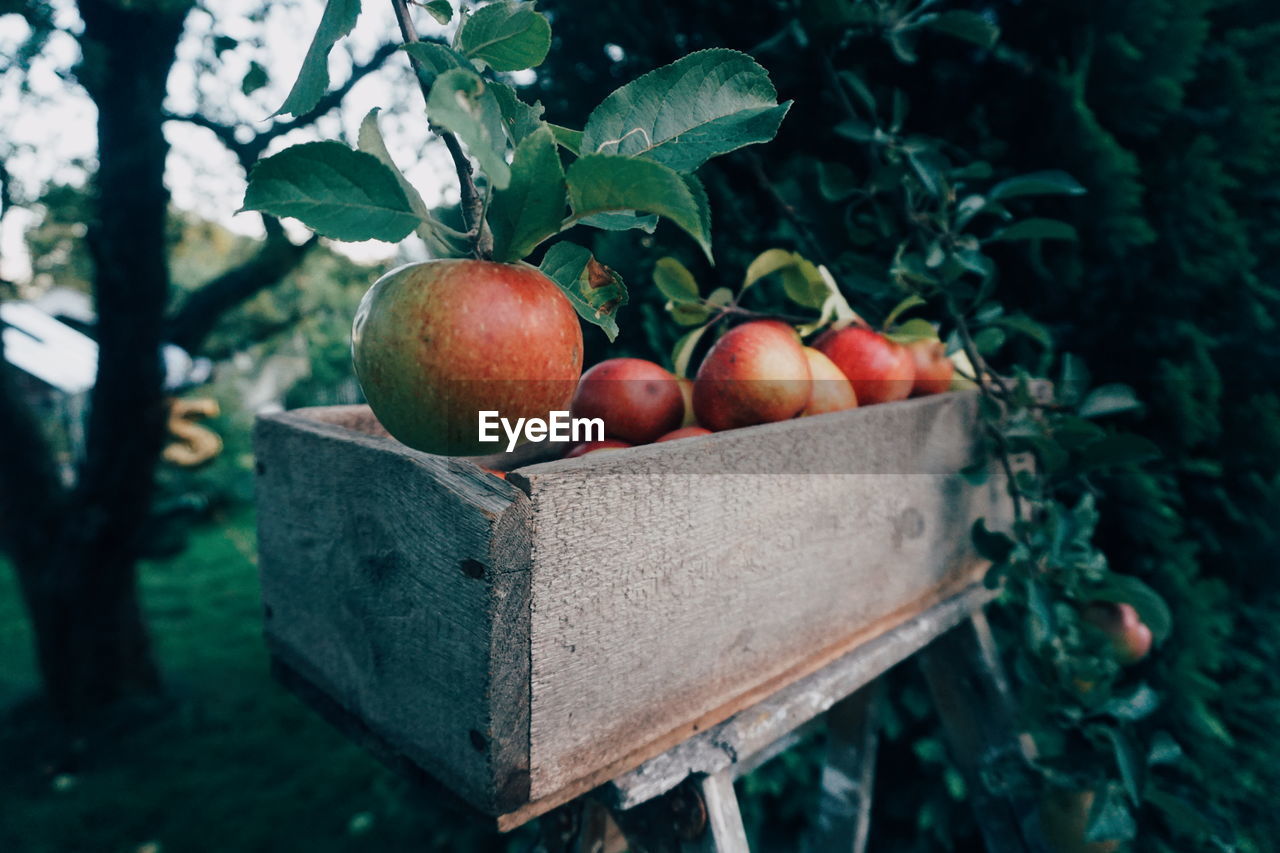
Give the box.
[676,376,697,427]
[565,439,632,458]
[1082,602,1153,665]
[813,327,915,406]
[352,260,582,456]
[570,358,685,444]
[693,320,812,431]
[800,347,858,416]
[907,339,954,397]
[656,425,713,442]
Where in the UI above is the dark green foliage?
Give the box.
[531,0,1280,848]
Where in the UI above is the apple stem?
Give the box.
[390,0,494,260]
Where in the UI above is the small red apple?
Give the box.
[813,327,915,406]
[656,425,713,442]
[800,347,858,416]
[570,358,685,444]
[693,320,812,431]
[352,260,582,456]
[1082,602,1153,665]
[565,439,632,458]
[907,339,954,397]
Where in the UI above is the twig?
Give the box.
[741,151,834,269]
[950,302,1026,523]
[390,0,493,259]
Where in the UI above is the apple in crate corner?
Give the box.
[908,339,954,397]
[814,327,915,406]
[351,260,583,456]
[570,358,685,444]
[693,320,812,431]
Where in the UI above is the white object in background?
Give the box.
[0,301,98,394]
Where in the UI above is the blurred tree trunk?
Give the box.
[15,0,191,717]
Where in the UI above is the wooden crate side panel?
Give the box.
[516,393,1008,797]
[255,411,529,812]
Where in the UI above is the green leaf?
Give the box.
[489,80,546,145]
[275,0,360,118]
[992,314,1053,348]
[1078,383,1143,418]
[424,0,453,25]
[402,42,475,87]
[904,141,948,197]
[426,68,511,189]
[884,318,937,345]
[654,256,699,302]
[538,242,627,341]
[577,211,659,232]
[989,218,1078,242]
[817,161,858,201]
[971,519,1014,563]
[242,141,419,242]
[1103,685,1161,723]
[241,61,268,96]
[580,49,791,173]
[921,10,999,49]
[1103,727,1144,805]
[455,0,550,72]
[742,249,806,292]
[1089,576,1173,644]
[989,170,1086,201]
[565,154,713,260]
[973,326,1006,356]
[882,293,925,328]
[837,70,876,115]
[1078,433,1161,471]
[489,124,566,262]
[668,302,714,326]
[1147,732,1182,766]
[356,108,451,254]
[549,124,583,155]
[672,323,713,378]
[1085,784,1136,843]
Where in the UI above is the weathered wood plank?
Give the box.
[918,613,1053,853]
[806,683,881,853]
[513,393,1005,799]
[255,408,530,813]
[606,583,992,810]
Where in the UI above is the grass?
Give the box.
[0,508,529,853]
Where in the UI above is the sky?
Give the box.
[0,0,494,284]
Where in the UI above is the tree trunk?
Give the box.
[9,0,192,719]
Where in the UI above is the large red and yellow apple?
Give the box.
[693,320,812,431]
[800,346,858,416]
[352,260,582,456]
[570,358,685,444]
[907,339,954,397]
[813,326,915,406]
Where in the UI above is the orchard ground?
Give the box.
[0,509,522,853]
[0,511,824,852]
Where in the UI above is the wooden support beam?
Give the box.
[806,682,882,853]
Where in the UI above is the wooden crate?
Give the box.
[254,392,1008,829]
